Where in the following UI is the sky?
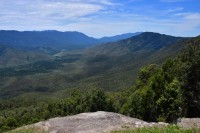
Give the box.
[0,0,200,37]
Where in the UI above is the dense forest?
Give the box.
[0,36,200,132]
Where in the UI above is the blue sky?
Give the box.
[0,0,200,37]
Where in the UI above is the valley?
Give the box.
[0,32,185,99]
[0,30,199,133]
[1,0,200,132]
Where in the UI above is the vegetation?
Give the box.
[112,126,200,133]
[8,127,47,133]
[119,37,200,122]
[0,32,184,99]
[0,57,79,77]
[0,30,100,49]
[0,35,199,132]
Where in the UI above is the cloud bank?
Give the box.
[0,0,200,37]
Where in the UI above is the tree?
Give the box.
[5,117,18,129]
[157,79,183,122]
[181,42,200,117]
[89,89,108,112]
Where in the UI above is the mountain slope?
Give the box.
[0,30,99,49]
[99,32,142,43]
[73,32,185,91]
[0,32,188,99]
[0,34,199,133]
[0,30,141,50]
[85,32,183,56]
[0,44,53,68]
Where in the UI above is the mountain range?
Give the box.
[0,30,142,50]
[99,32,142,43]
[0,30,142,67]
[0,31,190,99]
[1,31,199,133]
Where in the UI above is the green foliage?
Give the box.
[179,40,200,117]
[120,37,200,122]
[0,32,183,99]
[0,89,115,132]
[157,79,183,122]
[64,89,115,114]
[8,127,47,133]
[1,36,200,132]
[0,57,79,77]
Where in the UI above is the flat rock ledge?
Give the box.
[177,118,200,129]
[25,111,168,133]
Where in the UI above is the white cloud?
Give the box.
[173,13,200,31]
[4,4,100,20]
[166,7,184,13]
[0,0,113,25]
[0,0,199,37]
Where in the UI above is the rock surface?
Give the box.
[27,111,168,133]
[177,118,200,129]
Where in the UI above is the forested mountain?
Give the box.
[0,30,99,49]
[99,32,142,43]
[0,32,183,68]
[0,32,186,99]
[85,32,183,56]
[0,30,141,50]
[0,44,53,68]
[1,35,199,132]
[0,31,142,67]
[77,32,186,91]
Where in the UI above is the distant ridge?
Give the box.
[0,30,99,49]
[0,30,141,50]
[85,32,183,56]
[0,32,189,98]
[99,32,142,43]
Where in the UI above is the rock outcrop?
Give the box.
[26,111,168,133]
[177,118,200,129]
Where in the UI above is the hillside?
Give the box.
[0,32,186,99]
[1,35,200,133]
[0,30,141,50]
[0,30,99,50]
[0,31,142,67]
[0,44,53,68]
[85,32,183,56]
[99,32,142,43]
[1,0,199,132]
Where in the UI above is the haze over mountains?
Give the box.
[0,31,189,98]
[1,0,200,131]
[85,32,183,56]
[0,30,142,50]
[99,32,142,43]
[0,30,142,67]
[1,29,200,133]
